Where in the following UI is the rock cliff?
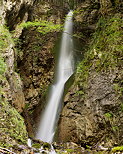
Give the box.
[0,0,65,150]
[58,0,123,148]
[0,0,33,150]
[0,0,123,153]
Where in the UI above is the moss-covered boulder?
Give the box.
[0,97,27,147]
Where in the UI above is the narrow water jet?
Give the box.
[36,10,74,143]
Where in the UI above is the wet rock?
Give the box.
[53,141,85,153]
[0,0,35,148]
[5,0,33,31]
[17,1,65,135]
[5,72,25,112]
[43,142,51,150]
[57,1,123,147]
[58,68,123,146]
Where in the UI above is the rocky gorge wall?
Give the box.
[58,0,123,149]
[0,0,123,153]
[0,0,67,150]
[17,1,67,137]
[0,0,34,150]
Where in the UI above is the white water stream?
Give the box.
[36,11,74,143]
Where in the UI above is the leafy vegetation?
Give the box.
[78,14,122,71]
[0,24,27,147]
[113,82,123,97]
[103,111,121,143]
[92,15,123,70]
[66,149,74,153]
[0,25,13,52]
[75,13,123,91]
[111,146,123,152]
[20,20,62,34]
[0,25,14,75]
[74,14,123,145]
[0,57,6,75]
[104,112,113,118]
[0,97,27,147]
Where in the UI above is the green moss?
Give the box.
[32,143,41,148]
[0,57,6,75]
[75,13,123,94]
[66,149,74,153]
[120,103,123,112]
[0,17,28,149]
[90,14,123,71]
[0,25,14,52]
[94,152,107,154]
[0,97,28,147]
[43,142,51,149]
[0,25,14,75]
[104,112,113,118]
[112,146,123,152]
[20,20,62,35]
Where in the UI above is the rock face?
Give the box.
[0,25,28,148]
[0,0,66,146]
[0,0,34,149]
[0,0,123,151]
[57,0,123,147]
[0,25,25,113]
[5,0,33,30]
[0,0,34,112]
[58,70,123,145]
[14,1,66,137]
[18,29,55,111]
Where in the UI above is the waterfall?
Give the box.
[36,11,74,143]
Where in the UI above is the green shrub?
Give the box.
[104,112,113,118]
[20,20,62,34]
[0,56,6,75]
[0,99,28,145]
[112,146,123,152]
[0,25,14,75]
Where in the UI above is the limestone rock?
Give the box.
[0,0,35,149]
[57,0,123,147]
[58,69,123,146]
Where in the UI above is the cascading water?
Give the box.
[36,11,74,143]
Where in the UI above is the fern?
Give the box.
[20,20,62,34]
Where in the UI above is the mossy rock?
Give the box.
[66,148,74,153]
[0,97,28,147]
[111,146,123,152]
[43,142,51,149]
[32,143,41,149]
